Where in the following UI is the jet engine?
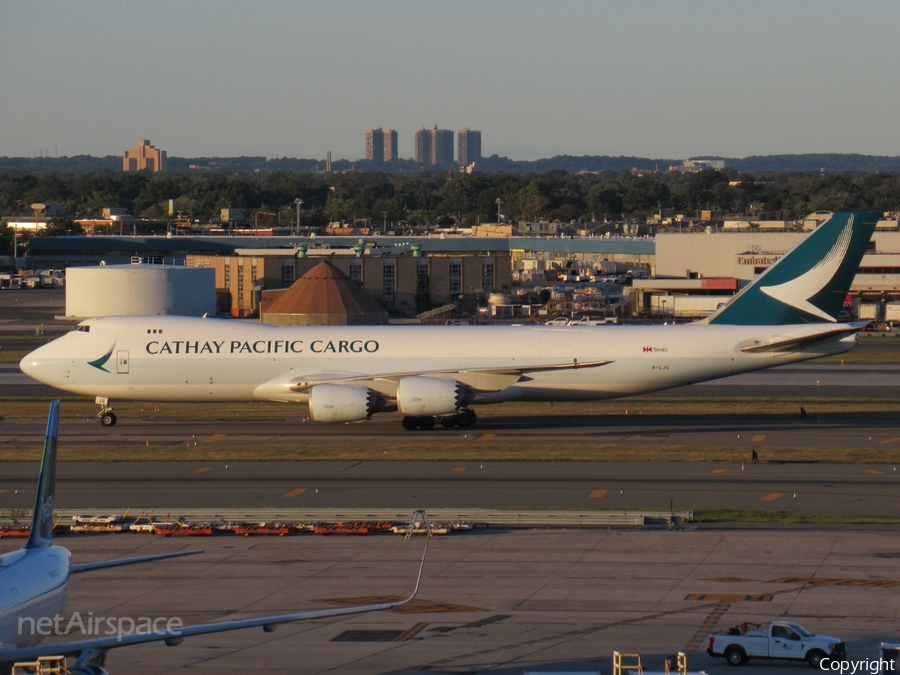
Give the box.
[308,384,378,423]
[396,376,470,417]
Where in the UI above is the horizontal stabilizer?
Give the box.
[70,549,202,574]
[739,326,861,353]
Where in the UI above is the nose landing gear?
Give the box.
[96,396,117,427]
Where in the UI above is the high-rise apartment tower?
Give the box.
[414,128,431,165]
[383,129,398,162]
[365,129,382,163]
[414,126,454,167]
[457,129,482,167]
[365,128,398,164]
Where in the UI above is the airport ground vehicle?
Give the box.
[570,316,615,326]
[707,621,845,667]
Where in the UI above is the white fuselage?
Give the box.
[0,547,70,650]
[20,316,857,407]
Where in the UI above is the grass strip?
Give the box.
[485,506,900,525]
[0,443,898,463]
[692,508,900,525]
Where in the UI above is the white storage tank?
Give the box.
[65,264,216,319]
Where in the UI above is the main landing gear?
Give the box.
[96,396,117,427]
[402,409,477,431]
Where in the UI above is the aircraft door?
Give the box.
[116,350,129,374]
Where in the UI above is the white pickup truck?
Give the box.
[707,621,846,668]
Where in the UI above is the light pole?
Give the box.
[293,198,303,236]
[495,198,503,224]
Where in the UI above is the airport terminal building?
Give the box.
[24,216,900,322]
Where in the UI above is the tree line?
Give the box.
[6,152,900,175]
[2,169,900,243]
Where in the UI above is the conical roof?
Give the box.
[261,260,388,326]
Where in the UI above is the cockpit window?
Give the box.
[76,325,90,333]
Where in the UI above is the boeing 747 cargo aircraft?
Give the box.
[0,401,428,673]
[21,212,878,430]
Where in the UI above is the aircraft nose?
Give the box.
[20,345,50,382]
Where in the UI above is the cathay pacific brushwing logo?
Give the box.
[88,343,116,372]
[759,216,854,323]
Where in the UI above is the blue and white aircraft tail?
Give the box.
[0,402,429,673]
[22,400,58,550]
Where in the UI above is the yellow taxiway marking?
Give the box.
[590,489,608,499]
[879,437,900,444]
[866,469,885,475]
[683,602,731,653]
[205,433,227,443]
[751,434,767,442]
[770,577,900,588]
[395,622,429,641]
[193,467,212,473]
[452,467,466,473]
[711,469,727,474]
[685,593,773,602]
[760,492,786,502]
[479,433,496,441]
[283,488,308,498]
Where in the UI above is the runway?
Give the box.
[4,360,900,518]
[2,398,900,452]
[1,459,899,518]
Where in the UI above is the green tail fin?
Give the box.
[708,211,878,325]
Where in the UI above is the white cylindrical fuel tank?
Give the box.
[65,264,216,318]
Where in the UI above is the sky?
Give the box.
[3,1,900,161]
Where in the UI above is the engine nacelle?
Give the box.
[396,376,468,416]
[309,384,377,423]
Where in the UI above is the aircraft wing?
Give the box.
[70,549,202,574]
[286,360,614,393]
[1,538,428,670]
